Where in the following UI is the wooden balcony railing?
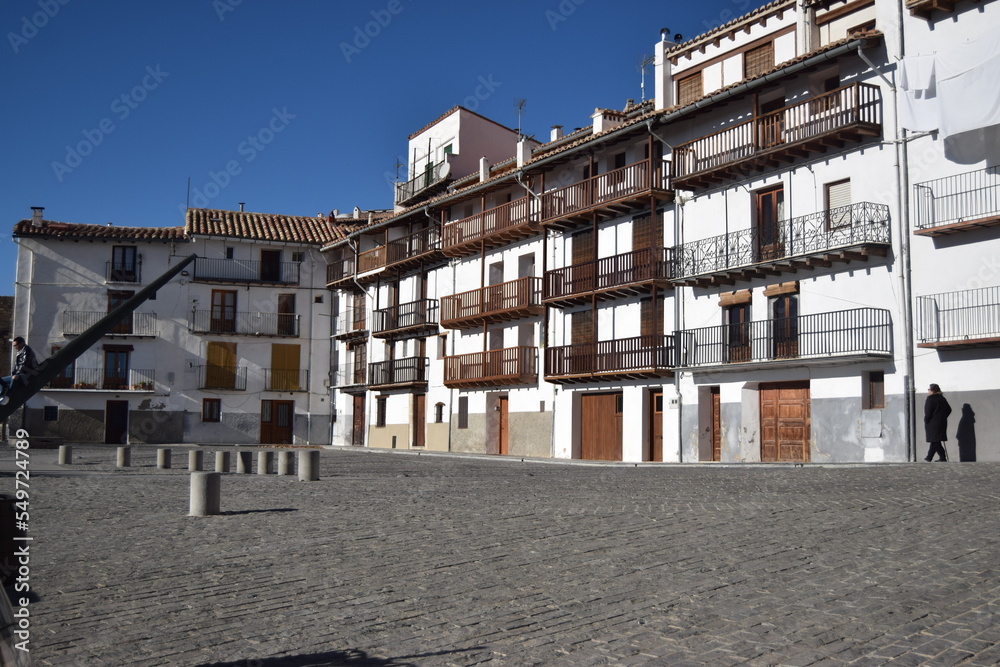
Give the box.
[545,335,674,383]
[326,254,356,287]
[914,166,1000,236]
[190,310,299,337]
[372,299,439,338]
[440,277,543,329]
[264,369,309,392]
[672,83,882,189]
[193,257,299,285]
[906,0,961,18]
[47,368,155,391]
[442,196,537,256]
[673,202,891,286]
[197,365,248,390]
[356,226,441,276]
[675,308,892,369]
[539,159,671,229]
[917,286,1000,349]
[444,346,538,388]
[544,247,673,306]
[368,356,428,389]
[63,311,158,337]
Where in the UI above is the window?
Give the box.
[458,396,469,429]
[43,406,58,421]
[825,179,852,229]
[810,75,842,114]
[770,294,799,359]
[443,143,453,155]
[225,247,234,259]
[50,345,73,388]
[376,396,387,427]
[435,402,445,423]
[724,302,752,363]
[291,251,305,263]
[864,371,885,409]
[677,71,703,106]
[202,398,221,422]
[103,345,131,390]
[277,294,296,336]
[438,334,448,359]
[110,246,139,282]
[108,290,135,334]
[744,42,775,79]
[210,290,237,333]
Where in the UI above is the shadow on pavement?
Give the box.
[194,646,481,666]
[219,508,299,516]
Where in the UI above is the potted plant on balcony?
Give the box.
[73,382,96,389]
[131,381,154,391]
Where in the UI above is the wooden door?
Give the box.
[211,290,237,333]
[759,97,785,148]
[581,392,623,461]
[413,394,426,448]
[755,186,785,262]
[771,294,799,359]
[261,400,294,444]
[649,390,663,461]
[270,343,300,391]
[206,341,237,389]
[277,294,296,336]
[760,381,810,462]
[260,249,281,282]
[352,395,366,446]
[725,303,752,363]
[103,347,129,390]
[497,396,509,455]
[711,387,721,462]
[104,400,129,445]
[108,290,134,334]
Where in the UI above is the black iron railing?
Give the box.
[675,308,892,367]
[264,369,309,391]
[396,161,450,205]
[48,367,155,391]
[106,260,141,283]
[373,299,438,335]
[674,202,890,278]
[916,286,1000,344]
[193,257,300,285]
[913,166,1000,230]
[64,311,158,337]
[190,311,299,336]
[368,356,428,387]
[197,365,248,390]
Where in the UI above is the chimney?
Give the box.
[654,29,680,110]
[516,139,532,169]
[238,202,245,212]
[592,109,624,134]
[353,206,361,218]
[550,125,564,142]
[479,157,489,183]
[30,207,44,227]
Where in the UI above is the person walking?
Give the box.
[923,383,952,462]
[0,337,39,406]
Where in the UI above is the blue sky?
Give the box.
[1,0,770,295]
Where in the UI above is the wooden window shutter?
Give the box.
[744,42,774,79]
[677,71,703,106]
[571,309,594,346]
[640,298,664,338]
[458,396,469,429]
[632,212,663,250]
[571,229,594,265]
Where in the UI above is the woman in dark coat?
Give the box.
[924,383,952,462]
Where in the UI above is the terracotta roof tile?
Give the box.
[185,208,346,245]
[13,219,185,241]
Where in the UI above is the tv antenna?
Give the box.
[514,98,527,137]
[638,54,655,102]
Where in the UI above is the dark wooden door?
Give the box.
[771,294,799,359]
[726,303,752,363]
[105,400,129,445]
[413,394,426,448]
[260,249,281,282]
[261,400,294,444]
[352,395,365,446]
[497,396,509,455]
[108,290,134,334]
[760,381,810,462]
[211,290,237,333]
[277,294,296,336]
[711,386,721,461]
[581,392,623,461]
[649,390,663,461]
[759,97,785,148]
[756,186,784,262]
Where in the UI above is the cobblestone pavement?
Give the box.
[3,445,1000,666]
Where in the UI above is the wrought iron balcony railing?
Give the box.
[106,260,141,283]
[193,257,300,285]
[190,311,299,337]
[368,356,428,388]
[539,159,671,228]
[916,286,1000,349]
[396,160,452,206]
[372,299,439,338]
[47,367,155,391]
[545,247,673,305]
[444,346,538,388]
[545,335,674,382]
[672,83,882,189]
[913,166,1000,235]
[675,308,892,369]
[441,277,544,329]
[197,365,248,391]
[673,202,890,284]
[63,311,158,337]
[264,369,309,392]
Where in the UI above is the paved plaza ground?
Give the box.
[2,444,999,666]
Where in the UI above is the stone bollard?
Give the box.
[157,448,172,469]
[257,450,274,475]
[189,450,204,472]
[236,450,253,474]
[298,450,320,482]
[117,446,131,468]
[215,451,231,473]
[189,472,221,516]
[58,444,73,465]
[277,450,294,476]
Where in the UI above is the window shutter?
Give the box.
[826,180,852,228]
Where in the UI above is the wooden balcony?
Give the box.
[672,83,882,190]
[355,226,444,282]
[672,202,891,287]
[539,159,673,230]
[917,286,1000,350]
[674,308,892,371]
[193,257,299,285]
[906,0,965,18]
[440,277,543,329]
[372,299,439,339]
[368,356,428,390]
[442,196,539,257]
[326,253,355,289]
[334,363,368,392]
[544,247,673,307]
[332,302,368,342]
[444,346,538,388]
[545,335,674,384]
[190,311,299,337]
[63,311,158,337]
[913,166,1000,236]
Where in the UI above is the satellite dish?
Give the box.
[438,161,451,179]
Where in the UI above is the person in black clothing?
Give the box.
[923,383,952,462]
[0,337,38,406]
